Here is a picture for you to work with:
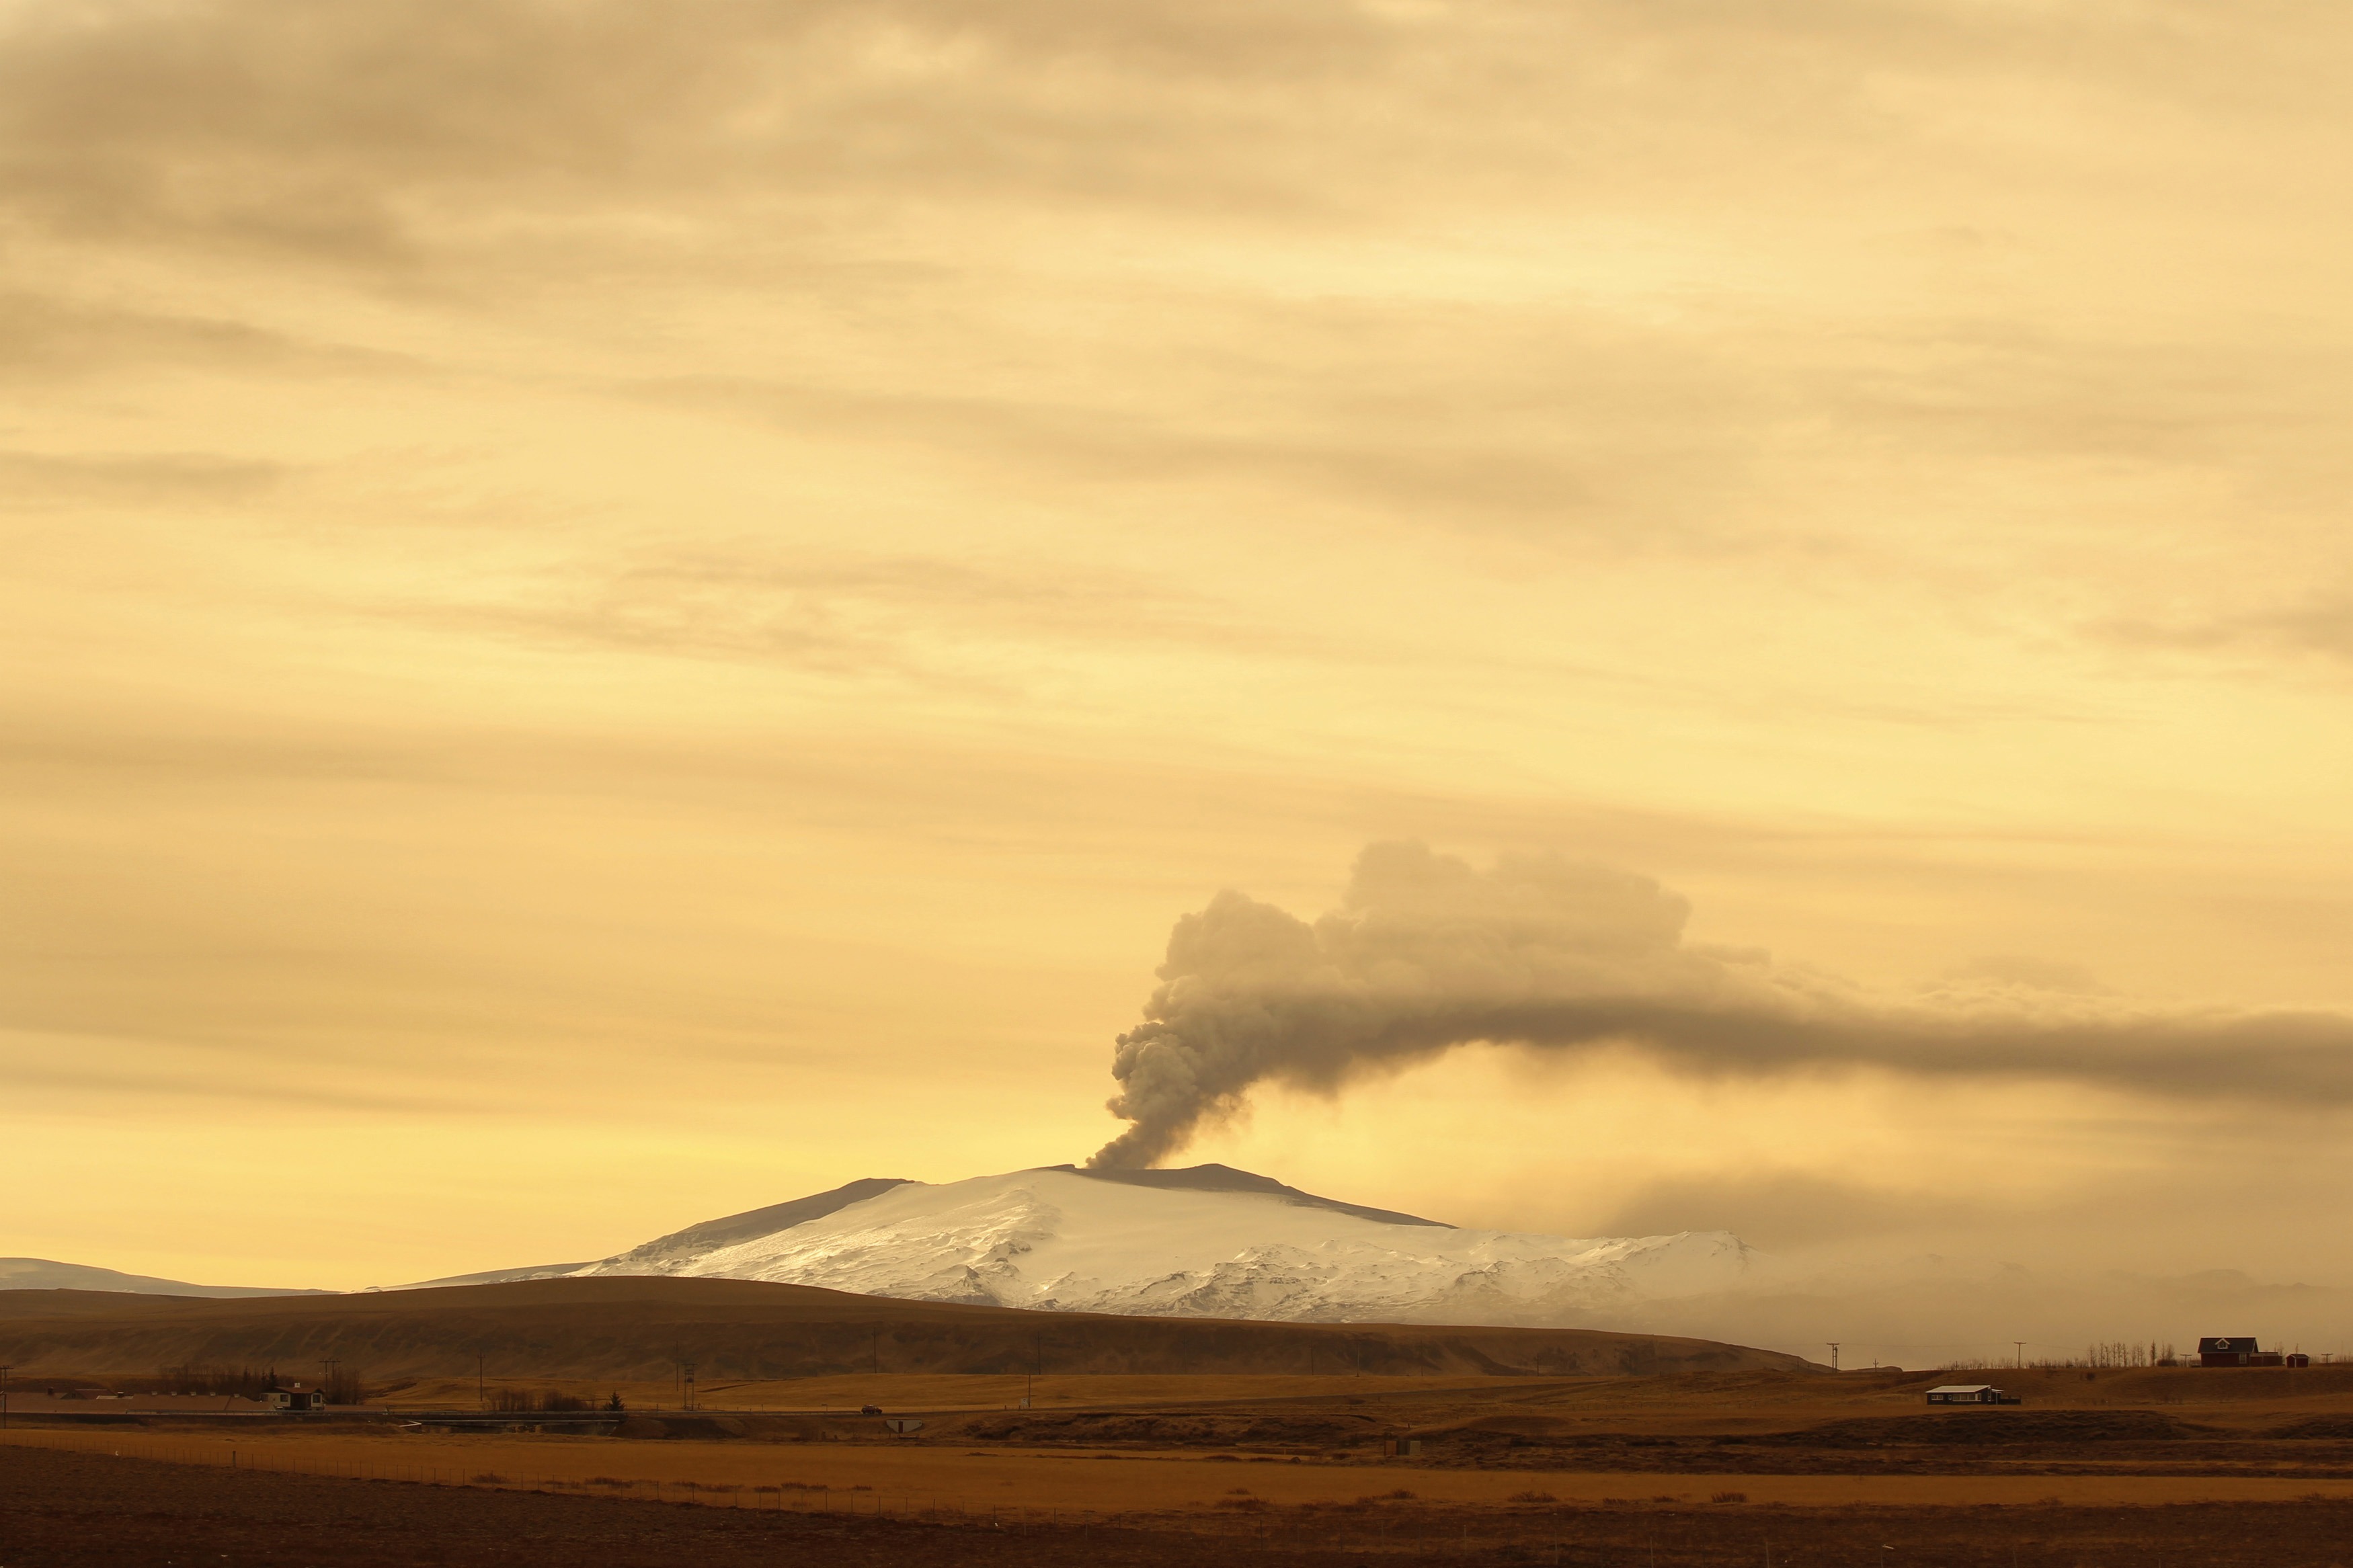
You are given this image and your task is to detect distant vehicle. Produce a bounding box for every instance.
[859,1404,883,1415]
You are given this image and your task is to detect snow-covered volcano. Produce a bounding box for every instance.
[440,1165,1755,1327]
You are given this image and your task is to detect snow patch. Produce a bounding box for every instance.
[566,1166,1753,1326]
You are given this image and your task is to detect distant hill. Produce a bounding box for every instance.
[0,1257,327,1298]
[395,1261,596,1288]
[0,1276,1819,1381]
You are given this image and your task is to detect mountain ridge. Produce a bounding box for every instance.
[546,1163,1753,1326]
[1058,1163,1452,1227]
[0,1257,327,1298]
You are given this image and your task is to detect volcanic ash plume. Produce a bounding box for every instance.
[1086,842,2353,1169]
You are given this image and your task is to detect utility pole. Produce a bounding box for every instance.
[2016,1342,2026,1370]
[2,1364,11,1430]
[477,1350,486,1411]
[1826,1342,1840,1372]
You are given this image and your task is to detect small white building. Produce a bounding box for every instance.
[266,1384,327,1412]
[1925,1384,2015,1405]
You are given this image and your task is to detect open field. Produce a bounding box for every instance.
[15,1281,2353,1563]
[340,1370,1570,1412]
[12,1441,2353,1567]
[11,1363,2353,1496]
[11,1423,2353,1510]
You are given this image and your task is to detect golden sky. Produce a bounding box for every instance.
[7,0,2353,1293]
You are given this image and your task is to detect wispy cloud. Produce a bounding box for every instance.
[0,450,284,506]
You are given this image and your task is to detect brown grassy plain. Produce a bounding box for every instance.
[11,1434,2353,1568]
[11,1363,2353,1514]
[13,1282,2353,1563]
[9,1423,2353,1512]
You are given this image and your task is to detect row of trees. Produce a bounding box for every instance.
[143,1366,629,1410]
[154,1365,284,1399]
[1941,1342,2181,1372]
[2077,1341,2180,1369]
[485,1389,622,1412]
[155,1364,369,1401]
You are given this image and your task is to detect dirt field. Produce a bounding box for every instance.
[11,1423,2353,1511]
[11,1440,2353,1567]
[16,1357,2353,1563]
[13,1360,2353,1513]
[369,1359,2353,1428]
[38,1359,2353,1423]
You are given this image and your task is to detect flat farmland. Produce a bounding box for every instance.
[383,1370,1527,1411]
[11,1422,2353,1513]
[11,1442,2353,1568]
[18,1321,2353,1566]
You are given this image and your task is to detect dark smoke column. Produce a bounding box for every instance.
[1086,887,1330,1169]
[1086,1021,1195,1169]
[1084,841,2353,1168]
[1083,846,1722,1167]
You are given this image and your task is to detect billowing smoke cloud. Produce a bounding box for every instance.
[1089,843,2353,1168]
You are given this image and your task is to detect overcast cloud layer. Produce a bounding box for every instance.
[5,1,2353,1306]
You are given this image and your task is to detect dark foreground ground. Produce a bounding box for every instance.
[9,1444,2353,1567]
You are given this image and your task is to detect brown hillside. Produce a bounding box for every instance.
[0,1277,1813,1382]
